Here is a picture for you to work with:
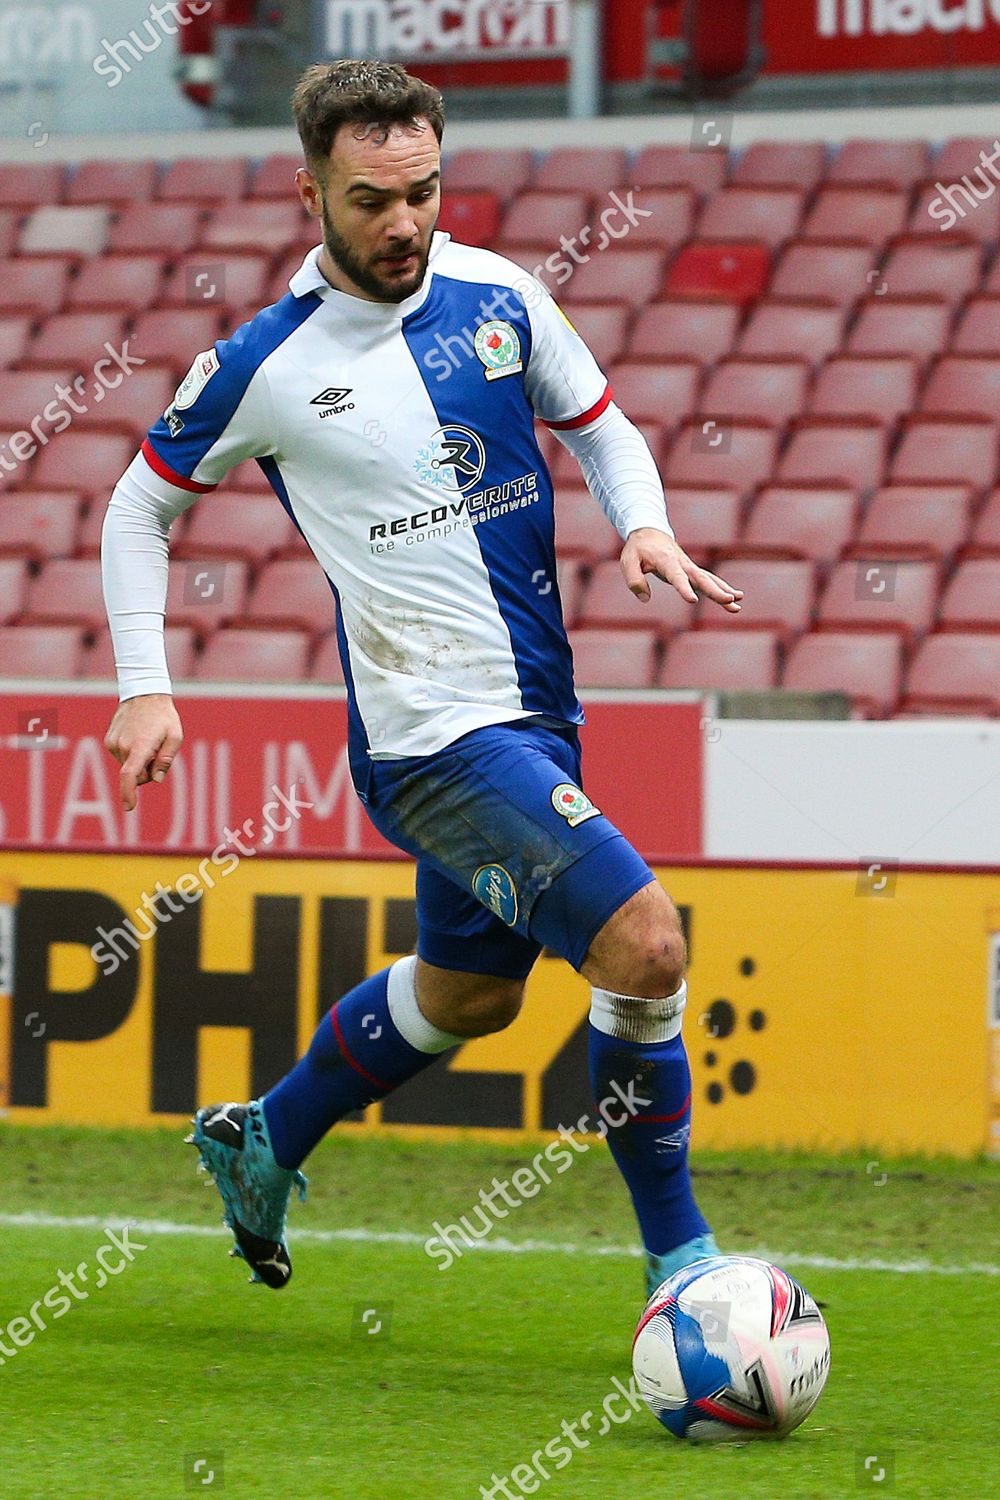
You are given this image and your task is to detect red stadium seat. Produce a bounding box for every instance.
[196,627,312,682]
[663,488,742,563]
[0,623,83,678]
[311,632,346,684]
[0,163,65,209]
[160,254,270,315]
[801,187,909,248]
[19,206,109,259]
[0,258,73,316]
[933,136,998,180]
[921,356,1000,420]
[664,242,770,304]
[568,627,659,687]
[0,315,33,368]
[631,146,728,196]
[80,624,197,681]
[605,360,701,424]
[223,458,271,493]
[699,358,809,426]
[629,300,740,363]
[851,485,973,563]
[556,558,585,629]
[846,297,953,362]
[816,560,939,641]
[31,432,135,496]
[436,192,501,248]
[778,420,886,491]
[266,247,311,306]
[0,558,30,622]
[557,304,629,366]
[158,157,248,202]
[782,631,903,716]
[565,249,665,307]
[731,141,826,190]
[952,295,1000,355]
[109,204,203,256]
[889,418,997,489]
[736,301,844,364]
[828,139,929,190]
[553,486,621,562]
[74,368,176,442]
[443,149,534,202]
[67,254,168,316]
[244,559,337,635]
[658,628,780,690]
[68,159,158,205]
[199,200,308,256]
[0,492,81,561]
[696,187,805,249]
[809,356,918,424]
[0,214,18,259]
[665,421,778,495]
[249,155,305,200]
[178,492,295,568]
[22,312,128,370]
[500,192,591,247]
[578,557,698,638]
[165,557,250,634]
[23,558,106,629]
[0,431,34,490]
[0,371,82,433]
[704,558,816,639]
[879,240,982,303]
[535,148,628,195]
[909,182,1000,241]
[937,559,1000,630]
[740,485,859,564]
[967,488,1000,555]
[130,308,223,376]
[903,633,1000,715]
[769,241,876,308]
[608,188,695,248]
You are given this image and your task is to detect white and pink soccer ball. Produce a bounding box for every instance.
[632,1255,831,1442]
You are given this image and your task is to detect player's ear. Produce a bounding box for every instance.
[296,166,323,219]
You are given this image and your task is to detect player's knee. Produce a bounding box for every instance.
[584,884,687,998]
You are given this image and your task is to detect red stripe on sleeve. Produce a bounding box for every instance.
[544,383,614,432]
[141,438,217,494]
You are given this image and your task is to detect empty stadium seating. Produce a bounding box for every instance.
[0,134,996,714]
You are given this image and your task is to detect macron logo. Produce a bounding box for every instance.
[311,386,355,418]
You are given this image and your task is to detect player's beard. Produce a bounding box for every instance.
[320,197,434,304]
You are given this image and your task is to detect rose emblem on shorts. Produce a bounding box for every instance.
[472,863,518,926]
[551,782,601,828]
[474,320,523,382]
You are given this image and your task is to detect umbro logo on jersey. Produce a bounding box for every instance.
[311,387,355,418]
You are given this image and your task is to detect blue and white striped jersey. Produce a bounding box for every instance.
[129,235,653,774]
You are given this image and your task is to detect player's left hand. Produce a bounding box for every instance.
[620,527,743,614]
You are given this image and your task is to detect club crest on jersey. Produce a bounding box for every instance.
[172,348,220,411]
[472,864,518,926]
[551,782,601,828]
[474,320,522,381]
[415,425,487,492]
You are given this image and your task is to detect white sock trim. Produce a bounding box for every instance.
[589,980,687,1043]
[387,955,464,1054]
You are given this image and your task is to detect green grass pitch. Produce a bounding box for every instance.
[1,1126,998,1499]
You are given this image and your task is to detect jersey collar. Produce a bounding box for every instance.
[288,231,451,317]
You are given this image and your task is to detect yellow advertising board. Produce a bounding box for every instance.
[0,852,993,1155]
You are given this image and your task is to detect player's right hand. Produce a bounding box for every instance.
[104,693,183,812]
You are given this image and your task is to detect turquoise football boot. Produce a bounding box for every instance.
[187,1099,307,1289]
[645,1233,723,1298]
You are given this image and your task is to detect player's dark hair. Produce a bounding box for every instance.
[292,59,445,176]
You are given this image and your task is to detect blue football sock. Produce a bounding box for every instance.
[588,982,711,1257]
[263,956,461,1169]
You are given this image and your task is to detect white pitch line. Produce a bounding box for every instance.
[0,1212,996,1277]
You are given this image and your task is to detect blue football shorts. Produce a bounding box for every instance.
[361,717,656,979]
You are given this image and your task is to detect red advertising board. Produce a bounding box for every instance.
[0,689,704,860]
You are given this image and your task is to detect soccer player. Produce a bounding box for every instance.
[101,60,744,1294]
